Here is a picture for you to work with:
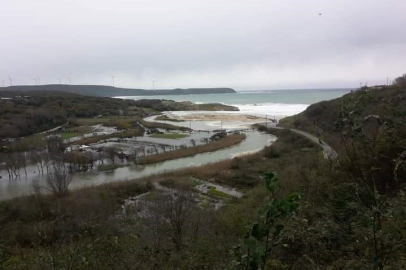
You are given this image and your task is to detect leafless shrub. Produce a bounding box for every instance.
[46,162,72,198]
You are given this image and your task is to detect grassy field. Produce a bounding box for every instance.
[98,163,128,171]
[138,133,246,165]
[150,133,189,139]
[207,188,232,198]
[155,115,185,122]
[7,135,46,151]
[140,119,191,132]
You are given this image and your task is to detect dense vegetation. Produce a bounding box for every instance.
[133,99,238,111]
[0,118,405,269]
[280,74,406,151]
[1,75,406,269]
[0,91,235,140]
[280,75,406,192]
[0,91,138,139]
[0,127,320,269]
[0,85,236,97]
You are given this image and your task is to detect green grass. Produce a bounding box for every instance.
[98,163,128,171]
[140,119,191,132]
[155,115,185,122]
[199,201,213,209]
[8,135,46,150]
[207,189,232,199]
[150,133,189,139]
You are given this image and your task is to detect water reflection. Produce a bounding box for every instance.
[0,131,275,200]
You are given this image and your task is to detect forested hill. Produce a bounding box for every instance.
[0,85,236,97]
[280,75,406,197]
[279,79,406,151]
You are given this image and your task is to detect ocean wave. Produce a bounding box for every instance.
[166,102,308,119]
[234,103,308,117]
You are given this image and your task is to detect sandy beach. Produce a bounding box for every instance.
[167,112,268,122]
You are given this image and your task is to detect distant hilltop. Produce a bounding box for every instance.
[0,85,236,97]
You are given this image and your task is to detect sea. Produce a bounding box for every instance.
[117,88,352,119]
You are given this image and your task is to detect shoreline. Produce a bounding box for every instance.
[166,112,268,122]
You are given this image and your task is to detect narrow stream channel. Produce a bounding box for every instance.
[0,131,275,200]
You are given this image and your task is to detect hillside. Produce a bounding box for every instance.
[0,91,238,139]
[0,82,406,268]
[279,84,406,150]
[280,81,406,192]
[0,91,138,139]
[133,99,239,111]
[0,85,236,97]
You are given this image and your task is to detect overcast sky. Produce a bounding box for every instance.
[0,0,405,90]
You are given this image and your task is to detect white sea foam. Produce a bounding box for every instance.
[233,103,308,118]
[166,103,307,119]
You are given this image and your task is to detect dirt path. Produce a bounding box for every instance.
[261,122,337,160]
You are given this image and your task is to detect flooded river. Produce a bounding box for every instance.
[0,131,275,200]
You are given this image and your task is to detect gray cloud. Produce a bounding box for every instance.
[1,0,405,90]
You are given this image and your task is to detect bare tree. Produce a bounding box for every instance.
[140,146,147,157]
[152,145,158,155]
[190,139,196,147]
[105,147,117,164]
[84,151,96,170]
[31,151,44,174]
[20,152,28,177]
[138,196,168,250]
[46,162,72,198]
[41,152,52,173]
[159,145,166,153]
[4,153,22,179]
[130,145,138,162]
[164,191,195,251]
[138,191,196,251]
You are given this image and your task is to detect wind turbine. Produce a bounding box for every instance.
[111,74,116,87]
[56,78,62,84]
[151,79,157,90]
[1,80,5,87]
[8,76,13,86]
[32,78,38,85]
[37,76,41,85]
[67,77,71,85]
